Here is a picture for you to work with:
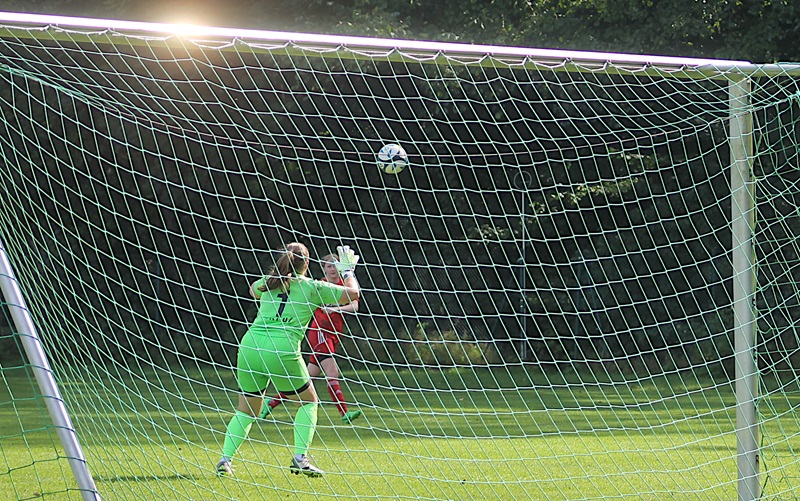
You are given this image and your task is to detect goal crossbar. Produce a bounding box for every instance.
[2,10,796,79]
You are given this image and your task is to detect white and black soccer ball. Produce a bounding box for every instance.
[376,143,408,174]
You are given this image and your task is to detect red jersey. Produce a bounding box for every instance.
[308,277,348,337]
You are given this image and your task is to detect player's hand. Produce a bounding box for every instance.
[335,245,359,277]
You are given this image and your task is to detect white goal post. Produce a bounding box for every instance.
[1,11,799,501]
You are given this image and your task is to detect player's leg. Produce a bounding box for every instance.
[309,332,343,413]
[272,348,324,477]
[314,334,362,423]
[307,355,323,378]
[318,356,344,414]
[281,383,324,477]
[217,392,263,475]
[318,356,362,423]
[217,333,267,476]
[307,331,339,410]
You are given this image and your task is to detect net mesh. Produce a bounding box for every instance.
[0,18,798,501]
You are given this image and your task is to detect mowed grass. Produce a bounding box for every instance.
[2,364,799,501]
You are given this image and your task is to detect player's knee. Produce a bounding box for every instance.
[298,394,319,406]
[320,358,339,378]
[295,384,319,404]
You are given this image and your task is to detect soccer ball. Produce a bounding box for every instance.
[377,143,408,174]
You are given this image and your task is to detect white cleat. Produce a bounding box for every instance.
[290,455,324,477]
[216,458,233,476]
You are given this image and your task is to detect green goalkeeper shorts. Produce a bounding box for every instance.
[236,330,310,394]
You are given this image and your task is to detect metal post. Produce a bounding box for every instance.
[0,238,101,501]
[729,73,760,501]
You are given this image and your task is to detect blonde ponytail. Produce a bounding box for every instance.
[264,242,310,291]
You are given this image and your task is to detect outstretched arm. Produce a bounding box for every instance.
[335,245,360,304]
[322,300,359,314]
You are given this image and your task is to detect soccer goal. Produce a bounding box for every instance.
[0,11,798,501]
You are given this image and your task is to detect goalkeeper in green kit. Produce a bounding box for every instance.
[216,242,360,478]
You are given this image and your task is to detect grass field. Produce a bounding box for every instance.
[1,363,799,500]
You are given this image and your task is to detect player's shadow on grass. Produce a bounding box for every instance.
[97,473,203,483]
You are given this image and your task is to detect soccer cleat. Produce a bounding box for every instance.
[290,455,324,477]
[341,409,362,424]
[216,458,233,476]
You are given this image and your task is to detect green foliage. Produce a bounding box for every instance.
[512,0,800,62]
[404,324,501,367]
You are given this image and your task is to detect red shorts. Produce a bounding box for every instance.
[307,328,340,366]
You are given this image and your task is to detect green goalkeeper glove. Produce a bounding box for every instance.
[335,245,359,279]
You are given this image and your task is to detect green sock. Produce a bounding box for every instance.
[293,402,318,455]
[222,411,256,459]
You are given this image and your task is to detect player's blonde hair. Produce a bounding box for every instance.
[262,242,309,291]
[320,253,337,267]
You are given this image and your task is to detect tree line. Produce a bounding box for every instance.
[0,3,797,378]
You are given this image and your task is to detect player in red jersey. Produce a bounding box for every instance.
[260,253,362,424]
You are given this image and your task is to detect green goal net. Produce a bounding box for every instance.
[0,12,798,501]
